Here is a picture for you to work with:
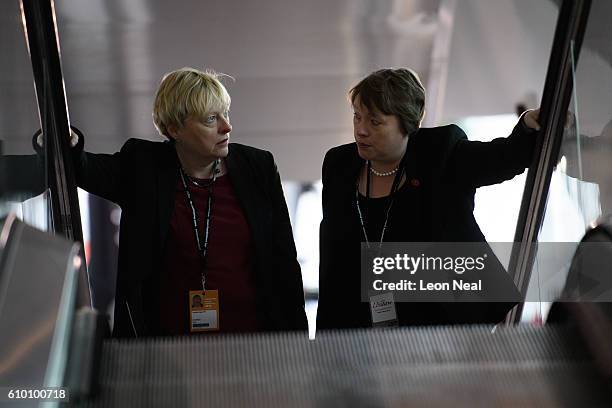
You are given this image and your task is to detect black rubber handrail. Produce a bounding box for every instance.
[20,0,83,244]
[508,0,592,323]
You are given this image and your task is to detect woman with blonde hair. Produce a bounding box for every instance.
[71,67,307,336]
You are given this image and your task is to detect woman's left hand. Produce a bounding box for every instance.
[524,108,541,131]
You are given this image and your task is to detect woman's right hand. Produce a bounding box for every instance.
[36,128,79,148]
[523,108,541,131]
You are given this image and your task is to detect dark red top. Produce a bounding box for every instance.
[159,174,260,335]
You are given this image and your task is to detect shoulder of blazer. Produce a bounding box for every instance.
[227,143,278,195]
[416,124,466,150]
[117,138,179,167]
[413,124,468,166]
[228,142,273,160]
[116,138,172,160]
[120,138,163,152]
[322,142,361,183]
[323,142,358,164]
[228,142,275,172]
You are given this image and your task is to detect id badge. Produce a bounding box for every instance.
[369,292,398,328]
[189,290,219,332]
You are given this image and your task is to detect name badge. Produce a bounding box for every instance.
[189,290,220,332]
[369,292,398,327]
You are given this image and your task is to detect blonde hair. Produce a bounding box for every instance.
[152,67,232,138]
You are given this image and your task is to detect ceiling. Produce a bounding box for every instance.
[1,0,562,181]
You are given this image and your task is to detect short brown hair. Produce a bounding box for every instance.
[350,68,425,136]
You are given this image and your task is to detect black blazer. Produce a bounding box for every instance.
[317,121,537,330]
[74,137,307,337]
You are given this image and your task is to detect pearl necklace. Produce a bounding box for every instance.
[369,161,399,177]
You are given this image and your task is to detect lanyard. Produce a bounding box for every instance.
[178,159,220,290]
[355,155,406,250]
